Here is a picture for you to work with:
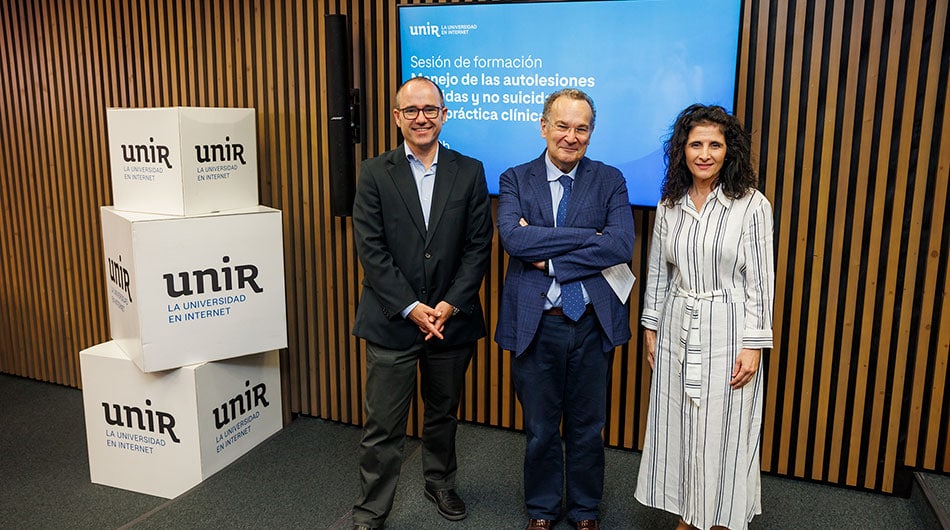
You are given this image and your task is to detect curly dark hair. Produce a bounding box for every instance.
[660,104,757,207]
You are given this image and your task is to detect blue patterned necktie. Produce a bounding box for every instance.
[557,175,586,321]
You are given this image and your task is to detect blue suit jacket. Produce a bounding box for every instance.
[494,153,635,356]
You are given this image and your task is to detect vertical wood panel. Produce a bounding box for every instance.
[881,0,925,491]
[809,0,843,481]
[0,0,20,374]
[844,0,884,488]
[756,0,785,474]
[861,0,903,491]
[903,0,946,469]
[746,0,950,492]
[779,0,809,478]
[906,0,950,474]
[0,0,947,495]
[792,0,825,479]
[825,0,865,485]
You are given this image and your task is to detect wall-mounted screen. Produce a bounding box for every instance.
[397,0,742,207]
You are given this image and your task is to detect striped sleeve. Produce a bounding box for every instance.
[741,192,775,349]
[641,203,671,330]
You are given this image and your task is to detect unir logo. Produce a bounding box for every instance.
[108,254,133,302]
[212,380,270,429]
[101,399,180,443]
[409,21,441,37]
[163,256,263,298]
[194,136,247,164]
[121,137,173,169]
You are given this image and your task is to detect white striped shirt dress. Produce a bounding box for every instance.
[635,187,775,530]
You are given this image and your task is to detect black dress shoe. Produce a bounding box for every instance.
[424,485,467,521]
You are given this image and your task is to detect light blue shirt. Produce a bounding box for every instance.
[543,153,591,310]
[401,144,440,318]
[406,143,438,228]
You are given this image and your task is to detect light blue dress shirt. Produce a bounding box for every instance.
[401,144,439,318]
[543,153,591,310]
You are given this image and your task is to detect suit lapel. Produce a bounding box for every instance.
[425,148,457,246]
[386,146,427,239]
[563,157,592,227]
[528,154,555,227]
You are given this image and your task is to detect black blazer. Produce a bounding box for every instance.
[351,144,493,350]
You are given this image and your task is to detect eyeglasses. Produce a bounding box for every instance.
[550,122,591,137]
[398,106,443,120]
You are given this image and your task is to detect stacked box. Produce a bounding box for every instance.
[101,205,287,373]
[81,343,282,499]
[82,107,287,498]
[107,107,259,216]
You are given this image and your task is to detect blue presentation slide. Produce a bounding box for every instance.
[399,0,741,207]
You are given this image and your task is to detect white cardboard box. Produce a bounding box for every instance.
[80,342,282,499]
[102,205,287,372]
[107,107,259,215]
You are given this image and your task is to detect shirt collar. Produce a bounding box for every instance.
[544,151,578,182]
[681,185,734,209]
[404,143,439,168]
[712,186,733,208]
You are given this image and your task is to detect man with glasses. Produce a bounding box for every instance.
[495,89,635,530]
[351,76,493,530]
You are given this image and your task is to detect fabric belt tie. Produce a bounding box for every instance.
[673,285,742,406]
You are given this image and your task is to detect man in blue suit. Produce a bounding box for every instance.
[495,89,635,530]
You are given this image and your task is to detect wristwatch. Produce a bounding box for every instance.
[452,305,461,316]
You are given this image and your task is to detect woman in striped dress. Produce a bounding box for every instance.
[635,104,775,530]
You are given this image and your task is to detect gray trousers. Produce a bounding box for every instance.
[352,339,474,528]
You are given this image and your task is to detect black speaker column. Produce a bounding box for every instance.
[326,14,360,217]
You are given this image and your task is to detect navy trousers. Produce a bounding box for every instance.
[513,311,610,522]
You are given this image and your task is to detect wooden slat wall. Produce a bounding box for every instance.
[735,0,950,492]
[0,0,947,494]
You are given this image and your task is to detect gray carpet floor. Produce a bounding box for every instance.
[0,373,944,529]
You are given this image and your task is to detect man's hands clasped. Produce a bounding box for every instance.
[408,300,457,341]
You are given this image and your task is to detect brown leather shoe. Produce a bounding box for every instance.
[526,519,553,530]
[575,520,600,529]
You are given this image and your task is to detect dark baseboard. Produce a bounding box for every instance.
[913,472,950,530]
